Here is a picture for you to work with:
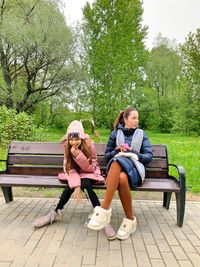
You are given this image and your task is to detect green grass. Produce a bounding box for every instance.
[147,132,200,193]
[0,128,199,193]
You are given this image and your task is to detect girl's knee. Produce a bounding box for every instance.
[119,172,128,185]
[108,161,122,175]
[81,178,91,189]
[64,186,74,193]
[112,161,120,166]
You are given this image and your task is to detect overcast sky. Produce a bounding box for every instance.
[63,0,200,49]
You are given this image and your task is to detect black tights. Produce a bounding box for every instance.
[55,178,100,211]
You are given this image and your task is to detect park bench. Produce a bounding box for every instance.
[0,141,186,227]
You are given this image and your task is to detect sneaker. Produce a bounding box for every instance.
[33,209,61,229]
[116,217,137,240]
[103,224,116,240]
[88,211,93,220]
[87,206,112,231]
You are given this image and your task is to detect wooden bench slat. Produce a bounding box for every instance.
[7,166,168,178]
[8,155,63,165]
[9,156,167,170]
[7,166,62,176]
[145,170,168,178]
[95,144,167,158]
[9,141,64,154]
[98,157,168,169]
[9,142,167,158]
[146,159,168,168]
[0,175,180,192]
[0,174,67,188]
[88,179,180,192]
[136,178,180,192]
[151,145,167,157]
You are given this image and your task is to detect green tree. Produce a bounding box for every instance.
[82,0,147,128]
[145,35,181,132]
[0,0,73,113]
[174,28,200,134]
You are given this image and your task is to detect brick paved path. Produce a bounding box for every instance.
[0,197,200,267]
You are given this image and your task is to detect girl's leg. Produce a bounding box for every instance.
[55,186,74,211]
[82,179,116,239]
[33,187,74,228]
[81,178,100,207]
[101,161,122,209]
[118,172,133,220]
[116,172,137,240]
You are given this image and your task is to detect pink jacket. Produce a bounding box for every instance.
[58,141,105,188]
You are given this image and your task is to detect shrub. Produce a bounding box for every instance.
[0,105,45,145]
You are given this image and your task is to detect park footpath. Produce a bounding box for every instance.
[0,197,200,267]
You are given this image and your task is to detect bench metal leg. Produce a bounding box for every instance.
[163,192,172,209]
[1,187,13,203]
[175,190,185,227]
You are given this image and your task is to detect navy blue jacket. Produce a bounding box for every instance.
[105,124,153,187]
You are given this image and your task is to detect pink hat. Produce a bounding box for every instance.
[66,120,86,139]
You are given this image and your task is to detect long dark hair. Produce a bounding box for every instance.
[113,107,137,129]
[64,138,92,174]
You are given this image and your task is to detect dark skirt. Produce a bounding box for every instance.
[106,157,142,188]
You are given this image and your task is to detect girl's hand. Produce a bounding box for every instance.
[120,144,131,152]
[71,146,79,157]
[73,186,83,202]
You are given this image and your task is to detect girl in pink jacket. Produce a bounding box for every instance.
[33,120,115,240]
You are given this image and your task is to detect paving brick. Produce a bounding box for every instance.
[159,227,179,246]
[155,239,171,252]
[39,254,56,267]
[186,234,200,246]
[108,249,123,267]
[179,239,197,253]
[146,244,161,259]
[150,259,165,267]
[142,232,155,245]
[0,263,12,267]
[170,245,188,260]
[186,253,200,267]
[82,248,96,265]
[177,260,193,267]
[195,246,200,254]
[135,250,151,266]
[121,243,136,266]
[132,238,146,251]
[161,252,179,266]
[54,247,72,265]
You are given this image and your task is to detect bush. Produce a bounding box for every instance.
[0,105,45,145]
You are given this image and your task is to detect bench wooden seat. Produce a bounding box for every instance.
[0,141,186,227]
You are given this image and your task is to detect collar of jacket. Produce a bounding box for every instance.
[117,123,137,135]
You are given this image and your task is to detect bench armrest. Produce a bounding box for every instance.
[169,163,186,190]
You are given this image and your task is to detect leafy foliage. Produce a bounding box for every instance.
[144,35,181,132]
[82,0,147,128]
[173,29,200,134]
[0,105,44,145]
[0,0,73,112]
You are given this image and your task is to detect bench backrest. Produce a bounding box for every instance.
[6,141,169,178]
